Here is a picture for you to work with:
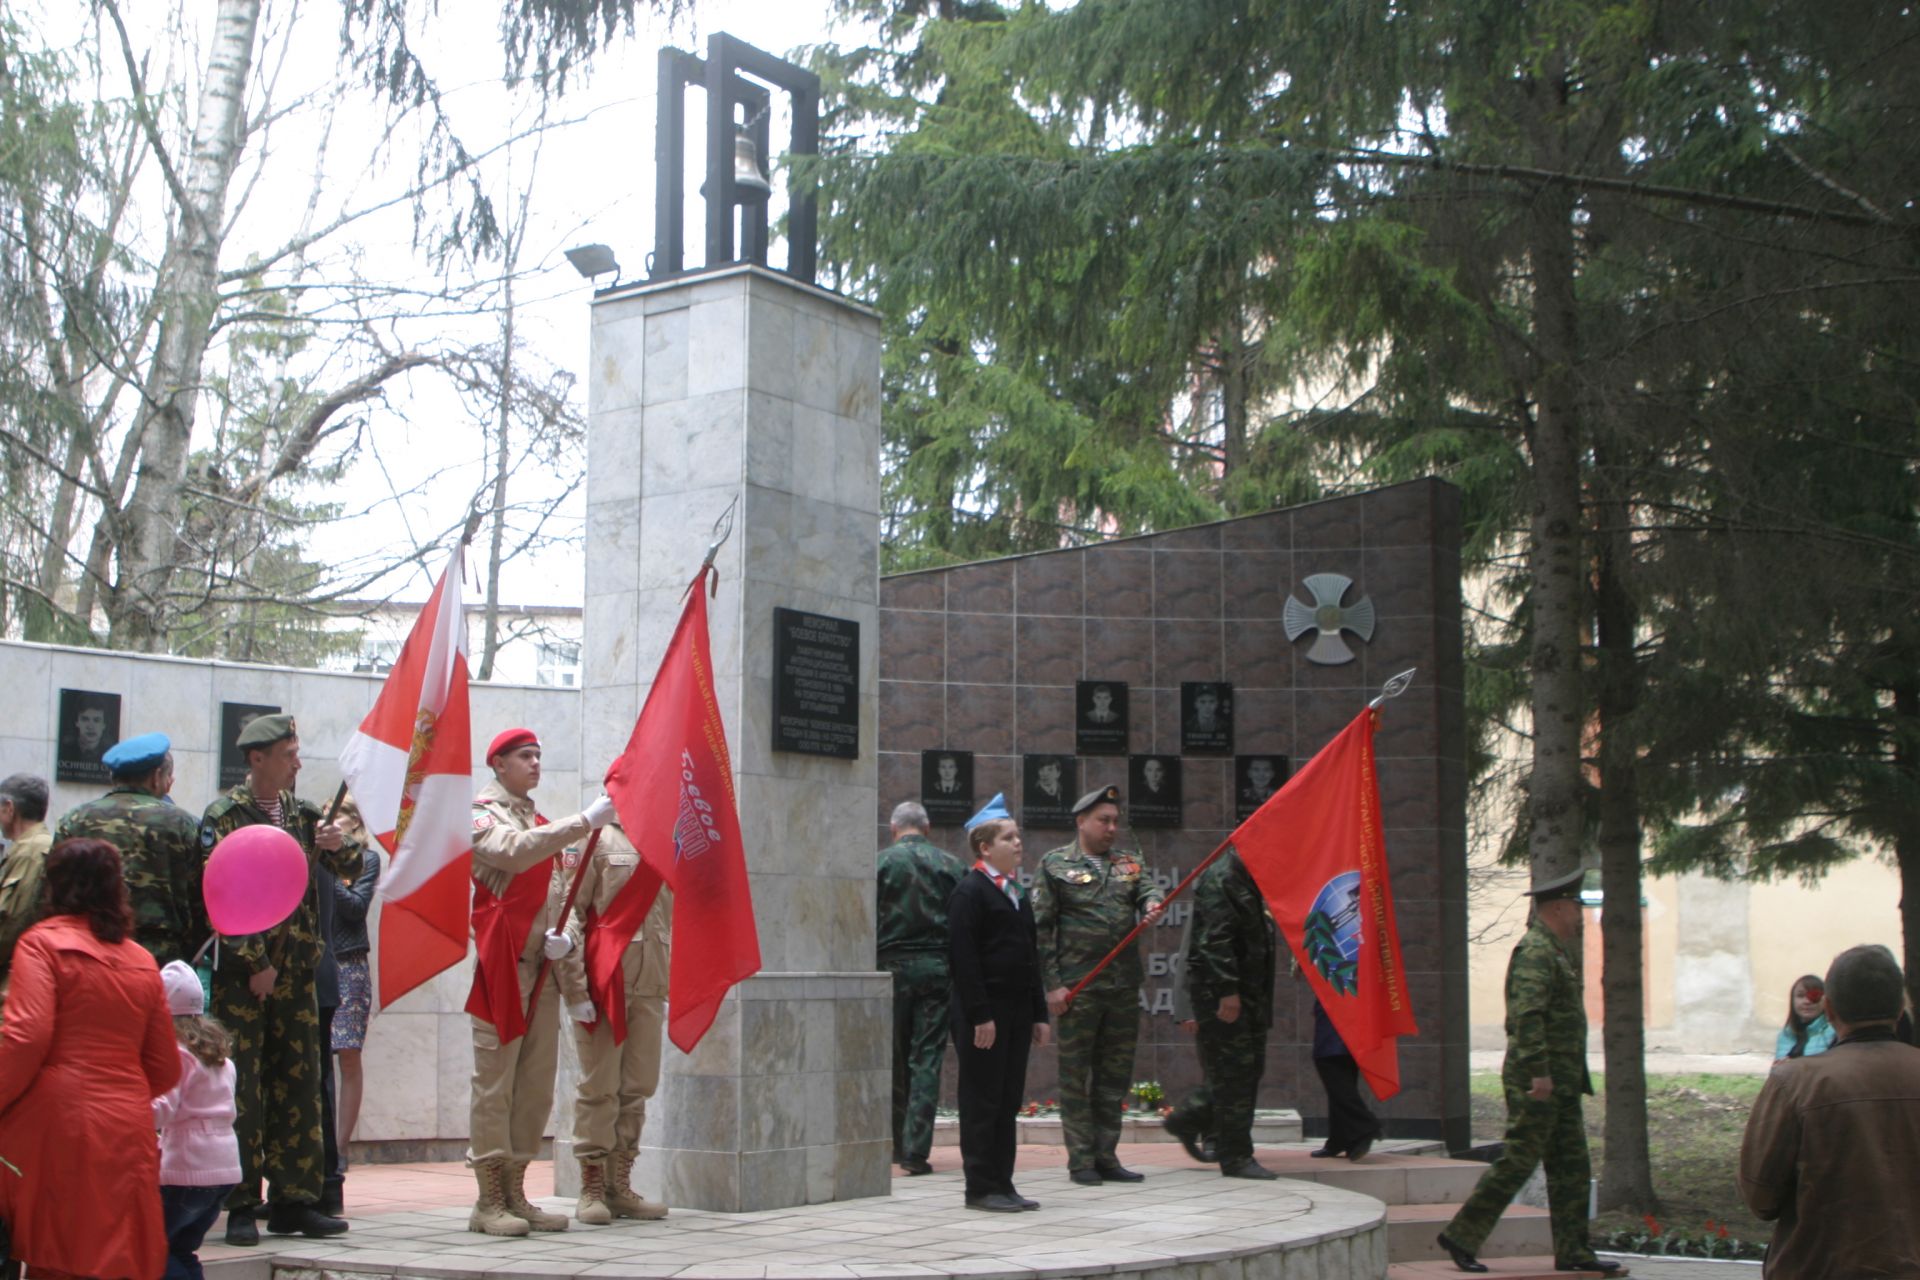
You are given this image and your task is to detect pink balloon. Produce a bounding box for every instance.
[204,825,308,936]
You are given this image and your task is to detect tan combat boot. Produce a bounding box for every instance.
[505,1160,570,1231]
[468,1158,531,1237]
[575,1159,613,1226]
[607,1149,669,1220]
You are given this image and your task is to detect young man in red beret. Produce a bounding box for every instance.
[465,729,614,1236]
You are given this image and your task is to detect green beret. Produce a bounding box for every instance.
[236,712,296,749]
[1072,784,1122,816]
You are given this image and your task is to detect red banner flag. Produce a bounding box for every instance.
[337,549,475,1010]
[602,567,760,1051]
[1234,708,1417,1098]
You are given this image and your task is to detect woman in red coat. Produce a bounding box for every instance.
[0,838,181,1280]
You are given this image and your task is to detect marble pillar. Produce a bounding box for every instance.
[567,263,890,1211]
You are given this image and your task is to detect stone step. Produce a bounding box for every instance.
[1230,1148,1488,1204]
[204,1254,271,1280]
[931,1108,1303,1146]
[1387,1202,1555,1262]
[1389,1258,1624,1278]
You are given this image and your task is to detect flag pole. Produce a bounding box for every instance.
[1060,669,1417,1009]
[524,827,605,1025]
[537,498,741,1026]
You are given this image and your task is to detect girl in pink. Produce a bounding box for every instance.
[154,960,242,1280]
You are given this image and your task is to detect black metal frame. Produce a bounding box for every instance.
[653,32,820,285]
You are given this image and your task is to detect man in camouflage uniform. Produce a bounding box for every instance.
[0,772,54,1001]
[1033,785,1164,1185]
[875,800,965,1175]
[555,821,672,1223]
[200,714,361,1246]
[1437,869,1620,1275]
[1164,849,1277,1178]
[54,733,203,967]
[465,727,614,1237]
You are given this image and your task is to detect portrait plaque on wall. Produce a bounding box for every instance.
[220,702,282,788]
[772,607,861,759]
[1075,680,1129,756]
[920,749,975,826]
[1180,681,1234,755]
[1021,753,1078,829]
[54,688,121,784]
[1127,754,1183,829]
[1234,753,1292,821]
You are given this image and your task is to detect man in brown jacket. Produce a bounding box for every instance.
[1739,943,1920,1279]
[465,728,614,1236]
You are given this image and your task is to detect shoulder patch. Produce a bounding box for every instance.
[562,848,582,870]
[473,813,496,832]
[199,822,217,852]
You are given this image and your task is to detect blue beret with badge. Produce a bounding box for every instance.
[102,731,170,778]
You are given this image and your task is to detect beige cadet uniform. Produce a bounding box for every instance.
[557,825,671,1164]
[468,780,590,1169]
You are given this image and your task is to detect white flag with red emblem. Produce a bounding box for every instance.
[338,548,475,1009]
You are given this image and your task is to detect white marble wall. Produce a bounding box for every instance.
[581,264,889,1210]
[0,638,581,1148]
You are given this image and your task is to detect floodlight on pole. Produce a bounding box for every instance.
[564,243,621,286]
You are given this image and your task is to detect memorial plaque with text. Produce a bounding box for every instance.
[773,607,861,759]
[1128,754,1183,829]
[920,749,975,826]
[1075,680,1129,756]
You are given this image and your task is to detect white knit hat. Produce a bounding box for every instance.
[160,960,204,1016]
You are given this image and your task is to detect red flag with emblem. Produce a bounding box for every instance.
[602,566,759,1051]
[338,547,475,1009]
[1233,708,1417,1098]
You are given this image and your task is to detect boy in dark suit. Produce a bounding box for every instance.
[948,794,1052,1212]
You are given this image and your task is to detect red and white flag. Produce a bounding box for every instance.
[338,548,476,1009]
[602,566,761,1051]
[1234,708,1418,1097]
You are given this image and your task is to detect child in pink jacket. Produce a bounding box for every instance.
[155,960,241,1280]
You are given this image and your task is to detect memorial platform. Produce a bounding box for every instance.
[211,1142,1397,1280]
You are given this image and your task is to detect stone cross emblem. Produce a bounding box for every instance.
[1283,573,1376,665]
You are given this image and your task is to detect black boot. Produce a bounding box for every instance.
[1437,1233,1489,1274]
[266,1202,350,1237]
[319,1176,345,1217]
[224,1210,259,1247]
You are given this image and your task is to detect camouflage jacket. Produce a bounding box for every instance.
[199,783,362,974]
[1184,852,1276,1029]
[1032,841,1163,995]
[0,824,53,980]
[1503,920,1593,1096]
[875,833,965,960]
[57,789,206,967]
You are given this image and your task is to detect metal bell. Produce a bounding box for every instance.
[732,127,772,201]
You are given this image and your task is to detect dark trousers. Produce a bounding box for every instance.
[161,1183,236,1280]
[319,1003,343,1197]
[1196,1016,1266,1166]
[1314,1052,1379,1152]
[951,995,1034,1200]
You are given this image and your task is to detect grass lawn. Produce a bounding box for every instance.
[1468,1070,1773,1247]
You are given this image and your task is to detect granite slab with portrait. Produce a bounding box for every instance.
[220,702,281,788]
[54,687,121,783]
[920,749,975,826]
[1128,754,1182,829]
[1022,753,1077,829]
[1075,680,1129,756]
[1234,753,1291,821]
[1181,681,1234,755]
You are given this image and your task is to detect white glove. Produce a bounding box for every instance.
[542,930,574,959]
[584,794,616,829]
[569,1000,597,1024]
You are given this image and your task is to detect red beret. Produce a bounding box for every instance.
[486,728,539,762]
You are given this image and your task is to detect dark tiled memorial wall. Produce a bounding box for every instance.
[875,478,1471,1149]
